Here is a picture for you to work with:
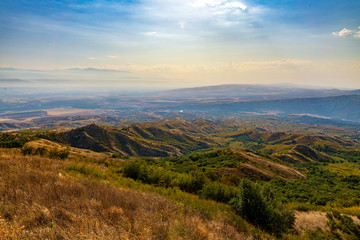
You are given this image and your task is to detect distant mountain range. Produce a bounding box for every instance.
[170,94,360,122]
[1,84,359,128]
[158,84,357,100]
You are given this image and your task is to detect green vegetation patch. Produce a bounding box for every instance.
[0,133,33,148]
[66,163,105,179]
[21,145,70,159]
[270,163,360,209]
[326,163,360,177]
[149,149,248,173]
[314,145,360,163]
[231,179,295,236]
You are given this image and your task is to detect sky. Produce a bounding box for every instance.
[0,0,360,90]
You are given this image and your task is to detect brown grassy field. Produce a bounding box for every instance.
[0,148,253,240]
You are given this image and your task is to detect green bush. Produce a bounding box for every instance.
[0,133,31,148]
[200,182,239,203]
[122,160,146,180]
[21,146,35,155]
[177,171,206,193]
[35,146,48,156]
[66,164,104,178]
[48,148,70,159]
[122,161,207,193]
[21,145,69,159]
[230,179,294,236]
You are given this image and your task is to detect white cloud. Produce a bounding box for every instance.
[107,55,118,59]
[332,28,352,37]
[141,31,176,38]
[190,0,225,8]
[88,57,96,60]
[354,26,360,38]
[332,26,360,39]
[143,32,158,36]
[142,0,249,26]
[221,2,247,11]
[189,0,247,17]
[190,0,246,10]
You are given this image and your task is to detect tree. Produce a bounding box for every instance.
[230,179,294,236]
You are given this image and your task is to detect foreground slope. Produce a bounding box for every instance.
[0,148,251,240]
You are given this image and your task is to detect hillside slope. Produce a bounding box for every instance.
[39,120,220,157]
[0,148,252,240]
[231,130,356,148]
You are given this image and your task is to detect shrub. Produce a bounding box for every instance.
[122,161,208,193]
[122,160,145,181]
[21,146,69,159]
[48,148,70,159]
[21,146,35,155]
[66,164,104,178]
[327,212,360,239]
[200,182,239,203]
[35,146,48,156]
[230,179,294,236]
[177,171,206,193]
[0,133,31,148]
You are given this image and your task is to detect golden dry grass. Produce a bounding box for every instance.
[294,211,328,232]
[0,148,252,240]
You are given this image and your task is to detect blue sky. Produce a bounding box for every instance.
[0,0,359,90]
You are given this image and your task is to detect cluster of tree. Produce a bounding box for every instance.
[270,163,360,208]
[148,149,247,173]
[123,160,240,201]
[0,133,32,148]
[230,179,295,236]
[123,160,207,193]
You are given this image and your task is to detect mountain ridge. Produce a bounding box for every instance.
[39,120,220,156]
[159,84,358,99]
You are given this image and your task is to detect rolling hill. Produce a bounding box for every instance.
[39,120,220,157]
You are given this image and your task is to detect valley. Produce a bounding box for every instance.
[1,115,360,239]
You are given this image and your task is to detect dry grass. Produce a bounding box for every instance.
[0,148,252,239]
[294,210,360,234]
[294,211,328,232]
